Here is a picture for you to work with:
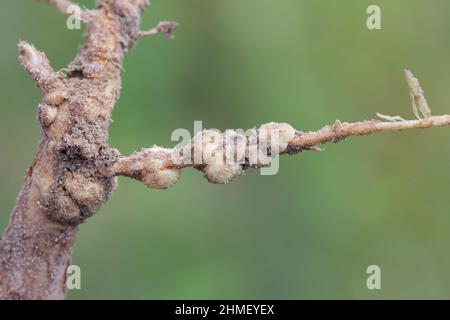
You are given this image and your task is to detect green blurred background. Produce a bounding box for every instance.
[1,0,449,299]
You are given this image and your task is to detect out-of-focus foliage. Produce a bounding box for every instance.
[0,0,449,299]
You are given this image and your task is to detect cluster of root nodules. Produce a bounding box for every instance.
[40,118,119,226]
[105,123,296,190]
[172,122,296,185]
